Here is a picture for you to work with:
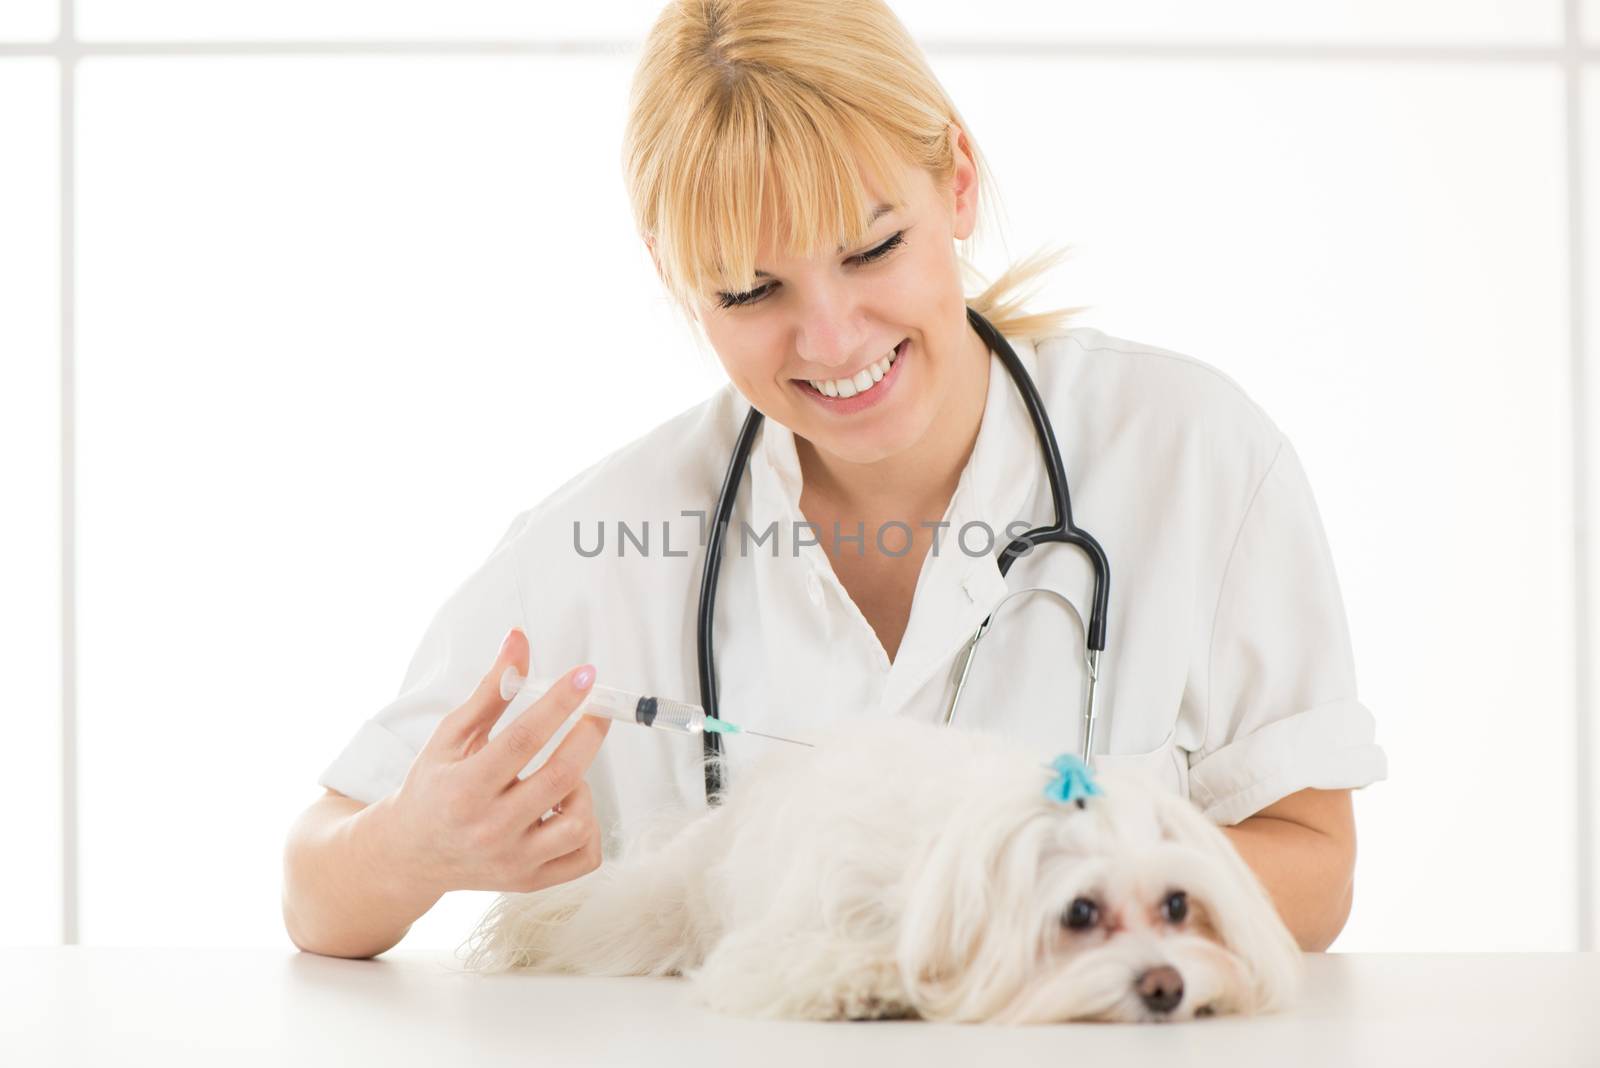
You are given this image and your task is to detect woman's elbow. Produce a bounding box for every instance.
[1300,874,1354,951]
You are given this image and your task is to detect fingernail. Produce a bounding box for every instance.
[499,628,517,656]
[572,666,595,691]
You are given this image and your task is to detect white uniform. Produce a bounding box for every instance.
[318,326,1388,848]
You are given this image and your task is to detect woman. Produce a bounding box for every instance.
[282,0,1386,961]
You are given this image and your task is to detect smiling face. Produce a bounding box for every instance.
[688,132,985,468]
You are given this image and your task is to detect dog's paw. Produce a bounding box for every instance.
[692,932,915,1021]
[834,990,917,1021]
[695,981,912,1022]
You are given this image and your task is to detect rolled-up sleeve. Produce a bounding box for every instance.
[316,513,530,805]
[1187,436,1388,826]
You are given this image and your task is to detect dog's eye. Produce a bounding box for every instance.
[1161,891,1188,924]
[1062,896,1100,931]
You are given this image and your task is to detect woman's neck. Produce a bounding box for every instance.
[796,324,993,524]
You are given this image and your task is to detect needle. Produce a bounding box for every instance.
[733,727,814,747]
[702,718,814,746]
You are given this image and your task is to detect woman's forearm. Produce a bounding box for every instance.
[281,794,444,959]
[1220,788,1357,951]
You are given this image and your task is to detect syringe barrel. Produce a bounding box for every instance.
[499,669,705,734]
[574,684,707,734]
[629,694,705,733]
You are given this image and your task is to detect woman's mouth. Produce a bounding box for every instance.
[797,338,909,413]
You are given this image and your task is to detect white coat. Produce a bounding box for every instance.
[318,326,1388,848]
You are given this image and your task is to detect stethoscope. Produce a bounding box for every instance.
[695,306,1110,803]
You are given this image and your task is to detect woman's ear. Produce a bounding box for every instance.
[946,122,979,241]
[643,234,666,284]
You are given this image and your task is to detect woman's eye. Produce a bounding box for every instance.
[713,228,902,303]
[1062,896,1100,931]
[851,230,904,264]
[714,232,903,309]
[1162,891,1188,924]
[723,281,777,306]
[716,283,773,309]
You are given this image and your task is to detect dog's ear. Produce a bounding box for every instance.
[1152,791,1303,1011]
[895,800,1050,1021]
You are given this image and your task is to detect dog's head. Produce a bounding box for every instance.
[896,762,1303,1023]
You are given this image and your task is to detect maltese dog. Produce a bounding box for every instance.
[460,717,1302,1023]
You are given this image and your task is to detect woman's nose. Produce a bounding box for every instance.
[793,290,863,369]
[796,325,859,370]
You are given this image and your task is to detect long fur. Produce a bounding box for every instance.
[458,718,1302,1023]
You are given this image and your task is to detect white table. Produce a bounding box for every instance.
[2,948,1595,1067]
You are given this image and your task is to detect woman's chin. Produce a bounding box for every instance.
[796,411,929,468]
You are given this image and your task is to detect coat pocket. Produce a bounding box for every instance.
[1090,729,1188,800]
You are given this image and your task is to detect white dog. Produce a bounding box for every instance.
[459,717,1302,1023]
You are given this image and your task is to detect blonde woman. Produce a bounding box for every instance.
[283,0,1386,963]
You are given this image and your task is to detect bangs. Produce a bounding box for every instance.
[625,0,1081,340]
[654,77,914,306]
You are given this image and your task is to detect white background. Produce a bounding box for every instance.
[2,1,1597,956]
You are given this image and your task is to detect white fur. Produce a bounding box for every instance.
[458,718,1302,1023]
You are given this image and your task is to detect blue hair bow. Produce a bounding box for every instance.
[1043,753,1102,807]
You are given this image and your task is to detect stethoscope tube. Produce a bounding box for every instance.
[963,307,1110,650]
[696,306,1110,804]
[695,406,764,803]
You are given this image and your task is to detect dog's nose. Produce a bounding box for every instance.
[1135,965,1184,1014]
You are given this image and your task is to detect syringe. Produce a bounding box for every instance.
[498,669,813,746]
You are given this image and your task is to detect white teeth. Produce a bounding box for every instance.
[807,342,903,400]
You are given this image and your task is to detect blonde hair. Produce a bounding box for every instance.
[623,0,1087,340]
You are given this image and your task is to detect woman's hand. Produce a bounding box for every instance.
[370,628,612,898]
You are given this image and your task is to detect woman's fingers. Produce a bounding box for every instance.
[428,628,529,761]
[504,710,610,825]
[513,834,603,895]
[518,782,605,889]
[466,663,600,795]
[534,779,593,842]
[390,629,613,898]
